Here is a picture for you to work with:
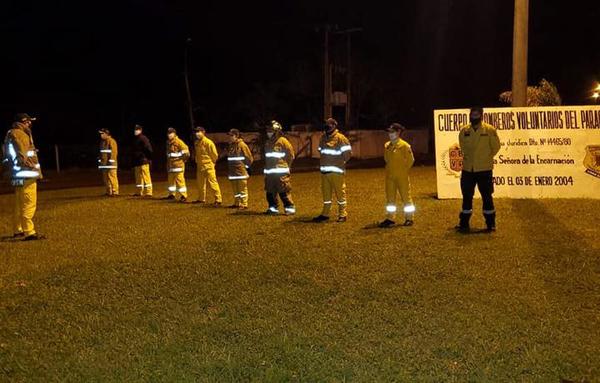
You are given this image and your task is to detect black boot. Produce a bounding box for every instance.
[455,212,471,232]
[484,212,496,232]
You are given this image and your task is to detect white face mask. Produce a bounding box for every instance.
[195,132,204,139]
[266,132,274,138]
[134,129,141,136]
[168,133,175,140]
[389,133,398,141]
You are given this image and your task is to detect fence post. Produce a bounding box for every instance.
[54,144,60,173]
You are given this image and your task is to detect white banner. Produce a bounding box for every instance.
[434,106,600,199]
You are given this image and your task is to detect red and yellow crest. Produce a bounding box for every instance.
[584,145,600,179]
[448,144,463,172]
[440,143,463,178]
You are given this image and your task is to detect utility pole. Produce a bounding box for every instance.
[323,26,332,120]
[338,28,362,129]
[184,38,195,131]
[326,27,362,128]
[346,33,352,129]
[512,0,529,107]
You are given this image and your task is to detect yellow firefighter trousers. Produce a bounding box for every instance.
[14,179,37,236]
[230,179,249,207]
[321,173,347,218]
[102,169,119,195]
[196,168,222,202]
[134,164,153,196]
[385,174,414,220]
[168,169,187,198]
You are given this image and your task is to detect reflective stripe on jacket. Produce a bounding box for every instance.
[167,136,189,172]
[227,139,253,179]
[99,137,118,170]
[318,130,351,174]
[3,122,42,180]
[264,135,294,175]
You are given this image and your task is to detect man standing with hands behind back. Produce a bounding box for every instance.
[131,124,153,197]
[456,107,501,233]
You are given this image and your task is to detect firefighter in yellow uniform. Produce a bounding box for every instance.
[98,128,119,196]
[457,107,501,232]
[163,127,189,202]
[192,126,222,205]
[379,123,415,228]
[263,120,296,215]
[312,118,352,223]
[131,124,153,197]
[2,113,43,240]
[226,128,253,209]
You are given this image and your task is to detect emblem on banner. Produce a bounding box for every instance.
[583,145,600,179]
[441,143,463,178]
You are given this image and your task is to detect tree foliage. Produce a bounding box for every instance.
[499,79,562,106]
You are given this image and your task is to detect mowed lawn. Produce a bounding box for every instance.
[0,166,599,382]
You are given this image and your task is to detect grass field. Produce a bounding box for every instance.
[1,166,599,382]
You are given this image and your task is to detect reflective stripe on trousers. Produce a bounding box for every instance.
[134,164,153,195]
[320,172,347,218]
[102,169,119,195]
[385,174,413,219]
[167,171,187,198]
[13,179,37,236]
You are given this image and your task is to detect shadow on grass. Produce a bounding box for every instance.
[362,222,384,230]
[0,235,47,243]
[511,199,588,263]
[284,216,321,224]
[230,210,272,217]
[48,194,109,202]
[0,236,22,243]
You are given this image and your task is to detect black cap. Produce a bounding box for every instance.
[470,107,484,115]
[134,124,143,130]
[15,113,36,122]
[228,128,241,136]
[167,127,176,134]
[386,123,405,133]
[325,118,338,127]
[99,128,110,135]
[193,126,206,132]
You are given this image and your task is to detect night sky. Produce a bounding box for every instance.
[1,0,598,146]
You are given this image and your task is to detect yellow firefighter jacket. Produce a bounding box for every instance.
[167,136,190,172]
[318,129,352,174]
[227,138,253,179]
[264,135,294,175]
[99,136,118,170]
[194,136,218,171]
[384,138,414,176]
[3,122,42,181]
[458,122,501,172]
